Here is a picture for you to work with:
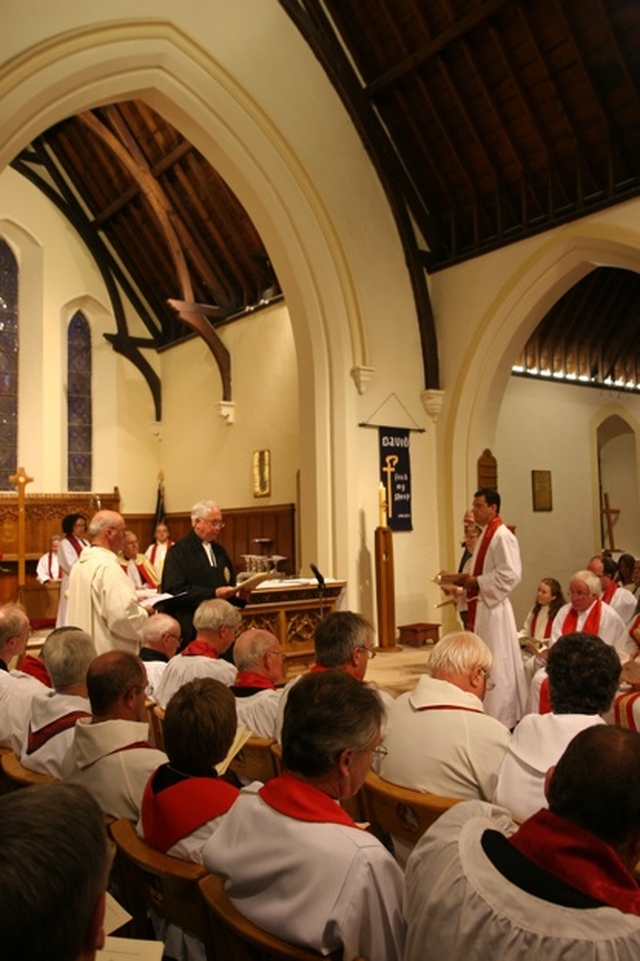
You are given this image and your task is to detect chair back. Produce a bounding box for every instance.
[0,750,59,788]
[361,771,462,844]
[109,817,212,954]
[149,703,165,751]
[198,873,337,960]
[229,736,279,783]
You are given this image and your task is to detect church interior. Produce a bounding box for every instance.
[1,0,640,635]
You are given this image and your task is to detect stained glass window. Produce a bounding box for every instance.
[67,311,92,491]
[0,241,18,490]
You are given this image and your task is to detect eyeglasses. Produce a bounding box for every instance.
[370,743,388,761]
[479,667,495,691]
[357,646,377,660]
[163,632,182,643]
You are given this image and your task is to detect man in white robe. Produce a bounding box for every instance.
[62,650,166,819]
[0,604,47,753]
[458,488,527,728]
[66,510,148,655]
[230,629,282,739]
[405,726,640,961]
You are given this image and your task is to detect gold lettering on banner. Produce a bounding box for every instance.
[382,455,399,518]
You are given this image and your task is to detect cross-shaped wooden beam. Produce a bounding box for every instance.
[601,492,619,552]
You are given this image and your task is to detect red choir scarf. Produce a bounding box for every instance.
[47,551,61,580]
[602,581,617,605]
[66,535,85,557]
[510,808,640,915]
[141,771,238,852]
[259,771,359,828]
[149,541,173,566]
[120,559,157,588]
[234,672,275,691]
[26,710,90,754]
[466,515,503,632]
[530,608,553,640]
[18,654,52,687]
[560,599,602,637]
[182,640,218,658]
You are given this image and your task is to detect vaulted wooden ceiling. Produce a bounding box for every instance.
[10,0,640,401]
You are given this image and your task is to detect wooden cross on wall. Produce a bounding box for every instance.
[601,492,619,551]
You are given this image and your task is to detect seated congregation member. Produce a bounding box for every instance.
[153,599,239,709]
[118,530,160,594]
[380,631,510,800]
[528,569,629,712]
[62,650,167,819]
[203,670,405,961]
[494,632,620,823]
[0,783,111,961]
[0,603,48,752]
[519,577,564,667]
[405,726,640,961]
[274,610,390,741]
[36,533,62,584]
[588,554,637,626]
[139,678,239,862]
[138,613,181,700]
[231,629,282,738]
[21,627,96,777]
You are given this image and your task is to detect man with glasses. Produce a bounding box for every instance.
[0,603,48,752]
[67,510,148,656]
[380,630,510,862]
[161,499,249,645]
[204,670,405,961]
[61,650,167,819]
[138,613,182,700]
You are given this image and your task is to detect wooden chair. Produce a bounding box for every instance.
[360,771,462,846]
[148,703,165,751]
[229,736,279,783]
[109,817,213,956]
[0,750,59,789]
[199,872,339,961]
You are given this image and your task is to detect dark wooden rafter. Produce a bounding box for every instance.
[77,110,232,401]
[11,144,163,420]
[278,0,440,390]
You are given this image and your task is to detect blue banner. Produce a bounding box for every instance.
[379,426,412,531]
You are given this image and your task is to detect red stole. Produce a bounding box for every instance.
[466,515,503,631]
[47,551,61,579]
[26,710,90,754]
[259,772,359,828]
[18,654,52,687]
[510,808,640,915]
[66,535,85,557]
[234,672,275,691]
[614,691,640,731]
[627,615,640,651]
[141,772,239,852]
[539,676,551,714]
[149,541,173,567]
[602,581,617,604]
[530,608,553,640]
[183,640,218,658]
[120,559,157,588]
[560,599,602,636]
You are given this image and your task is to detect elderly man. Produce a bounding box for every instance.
[153,599,239,709]
[588,554,637,626]
[204,670,405,961]
[457,488,527,729]
[21,627,96,777]
[161,499,249,644]
[138,613,181,700]
[118,530,159,593]
[405,726,640,961]
[231,629,283,738]
[494,633,620,822]
[380,631,510,801]
[66,510,148,655]
[61,650,167,819]
[274,610,388,741]
[0,783,112,961]
[0,603,48,752]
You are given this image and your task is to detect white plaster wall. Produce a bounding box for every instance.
[495,376,640,626]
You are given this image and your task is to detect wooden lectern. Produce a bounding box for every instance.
[375,525,400,651]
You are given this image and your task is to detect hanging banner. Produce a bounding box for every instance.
[379,426,412,531]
